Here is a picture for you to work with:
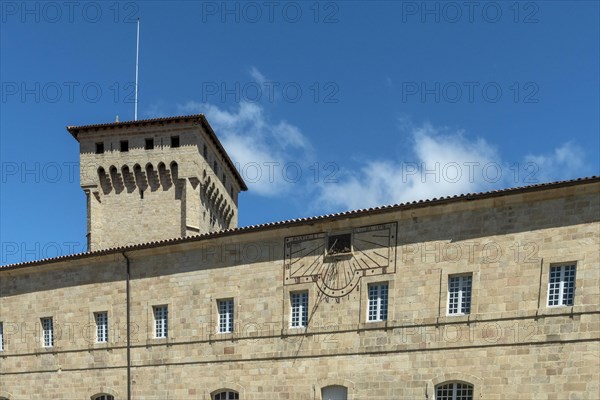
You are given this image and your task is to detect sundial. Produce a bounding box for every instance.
[284,222,397,297]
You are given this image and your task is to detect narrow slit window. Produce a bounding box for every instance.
[95,142,104,154]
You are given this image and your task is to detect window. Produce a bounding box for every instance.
[290,291,308,328]
[213,161,218,174]
[95,312,108,343]
[145,138,154,150]
[448,274,472,315]
[41,317,54,347]
[120,140,129,152]
[0,321,3,351]
[213,391,238,400]
[171,135,180,148]
[92,395,114,400]
[327,233,352,255]
[222,172,227,185]
[436,382,473,400]
[95,142,104,154]
[218,299,234,333]
[321,385,348,400]
[548,264,576,306]
[367,283,388,321]
[154,306,168,338]
[203,144,208,158]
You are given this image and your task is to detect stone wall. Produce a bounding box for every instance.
[0,182,598,399]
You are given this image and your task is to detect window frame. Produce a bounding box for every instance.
[153,305,169,339]
[547,263,577,307]
[212,390,239,400]
[217,298,234,334]
[367,282,389,322]
[447,274,472,316]
[290,291,309,328]
[41,317,54,348]
[435,381,474,400]
[95,312,108,343]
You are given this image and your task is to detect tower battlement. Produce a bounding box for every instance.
[68,114,247,251]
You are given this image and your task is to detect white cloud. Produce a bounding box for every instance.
[177,101,312,197]
[524,142,587,183]
[314,123,591,212]
[249,66,267,85]
[316,123,501,211]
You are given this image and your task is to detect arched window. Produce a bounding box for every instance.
[213,391,239,400]
[321,385,348,400]
[436,382,473,400]
[91,395,114,400]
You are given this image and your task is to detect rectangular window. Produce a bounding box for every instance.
[171,135,180,148]
[95,312,108,343]
[367,283,388,321]
[448,274,472,315]
[290,291,309,328]
[222,173,227,185]
[327,233,352,255]
[154,306,168,338]
[213,161,218,174]
[548,264,576,306]
[41,317,54,347]
[218,299,234,333]
[0,322,3,351]
[145,138,154,150]
[120,140,129,152]
[95,142,104,154]
[203,144,208,158]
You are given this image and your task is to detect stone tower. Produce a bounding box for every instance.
[67,114,247,251]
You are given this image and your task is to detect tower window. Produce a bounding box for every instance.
[120,140,129,152]
[95,142,104,154]
[171,135,180,148]
[145,138,154,150]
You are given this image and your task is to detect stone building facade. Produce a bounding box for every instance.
[0,116,598,400]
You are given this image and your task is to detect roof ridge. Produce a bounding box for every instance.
[1,175,598,270]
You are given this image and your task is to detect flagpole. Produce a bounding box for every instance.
[134,18,140,121]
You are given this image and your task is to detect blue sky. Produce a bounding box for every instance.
[1,1,599,264]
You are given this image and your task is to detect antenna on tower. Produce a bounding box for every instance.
[134,17,140,121]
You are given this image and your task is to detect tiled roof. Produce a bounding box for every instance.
[1,176,598,270]
[67,114,248,191]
